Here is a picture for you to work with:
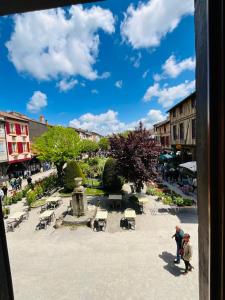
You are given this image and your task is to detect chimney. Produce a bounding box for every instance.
[39,115,44,123]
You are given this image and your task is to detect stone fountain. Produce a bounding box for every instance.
[62,177,95,226]
[71,177,87,217]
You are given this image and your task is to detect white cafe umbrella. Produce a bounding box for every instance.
[179,161,197,173]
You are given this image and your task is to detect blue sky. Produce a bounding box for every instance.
[0,0,195,135]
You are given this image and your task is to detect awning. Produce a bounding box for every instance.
[179,161,197,173]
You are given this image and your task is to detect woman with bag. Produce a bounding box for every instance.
[181,233,194,274]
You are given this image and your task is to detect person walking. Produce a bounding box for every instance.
[2,183,8,199]
[27,176,32,185]
[172,225,184,264]
[18,177,22,189]
[182,233,194,274]
[192,178,197,192]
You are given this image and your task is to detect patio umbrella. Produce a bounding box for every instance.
[179,161,197,173]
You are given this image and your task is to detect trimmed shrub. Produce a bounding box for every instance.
[173,196,184,206]
[11,191,23,203]
[34,185,43,198]
[26,190,37,206]
[63,160,85,192]
[146,188,156,196]
[183,198,193,206]
[3,196,12,206]
[102,158,123,192]
[2,206,10,217]
[162,196,173,205]
[22,186,30,197]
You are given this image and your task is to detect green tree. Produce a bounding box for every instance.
[80,139,99,154]
[98,137,109,151]
[63,160,85,192]
[33,126,81,185]
[109,122,159,192]
[102,158,123,192]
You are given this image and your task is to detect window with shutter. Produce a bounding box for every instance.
[15,123,21,135]
[17,142,23,153]
[5,122,10,134]
[8,142,12,155]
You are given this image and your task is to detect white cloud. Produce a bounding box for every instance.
[98,71,111,79]
[91,89,99,94]
[26,91,47,113]
[121,0,194,49]
[57,78,78,92]
[69,109,166,135]
[142,69,149,79]
[130,52,142,68]
[162,55,196,78]
[6,6,115,81]
[115,80,123,88]
[143,80,195,108]
[153,73,162,81]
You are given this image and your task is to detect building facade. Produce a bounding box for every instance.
[153,119,171,149]
[0,112,31,176]
[167,92,196,160]
[0,117,8,178]
[71,128,102,142]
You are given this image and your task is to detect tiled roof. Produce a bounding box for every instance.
[167,91,196,112]
[0,111,29,122]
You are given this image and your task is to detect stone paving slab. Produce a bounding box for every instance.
[6,196,199,300]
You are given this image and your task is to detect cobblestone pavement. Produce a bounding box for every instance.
[6,195,199,300]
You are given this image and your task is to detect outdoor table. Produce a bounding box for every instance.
[40,210,55,221]
[6,211,27,231]
[95,209,108,220]
[108,194,123,209]
[137,195,149,213]
[124,209,136,219]
[46,197,60,209]
[9,211,27,221]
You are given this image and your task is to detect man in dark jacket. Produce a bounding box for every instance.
[172,225,184,263]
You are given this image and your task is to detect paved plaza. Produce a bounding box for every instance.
[6,196,199,300]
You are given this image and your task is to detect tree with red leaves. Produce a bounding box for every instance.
[109,122,160,192]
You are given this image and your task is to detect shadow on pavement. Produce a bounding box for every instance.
[176,209,198,224]
[159,251,184,277]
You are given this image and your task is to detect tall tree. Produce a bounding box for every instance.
[98,137,109,151]
[109,122,159,192]
[80,139,99,155]
[33,126,81,185]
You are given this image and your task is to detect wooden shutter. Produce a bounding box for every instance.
[8,142,12,155]
[17,142,23,153]
[15,123,21,135]
[25,125,29,135]
[5,122,10,134]
[27,142,30,152]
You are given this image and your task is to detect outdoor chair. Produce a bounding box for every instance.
[6,220,19,232]
[35,219,48,230]
[22,210,29,220]
[40,204,47,213]
[93,219,107,231]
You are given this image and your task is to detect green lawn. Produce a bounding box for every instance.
[86,187,105,196]
[85,178,102,187]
